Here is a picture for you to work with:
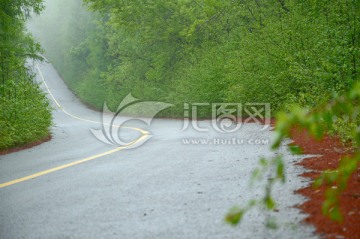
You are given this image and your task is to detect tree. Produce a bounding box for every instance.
[0,0,51,150]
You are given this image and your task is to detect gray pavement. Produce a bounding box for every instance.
[0,61,318,238]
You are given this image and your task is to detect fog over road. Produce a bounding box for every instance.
[0,61,318,238]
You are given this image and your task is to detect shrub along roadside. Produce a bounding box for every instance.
[0,0,52,151]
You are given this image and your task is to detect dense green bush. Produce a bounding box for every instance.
[29,0,358,121]
[0,0,52,151]
[0,80,51,150]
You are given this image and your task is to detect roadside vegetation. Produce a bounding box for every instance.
[28,0,359,227]
[0,0,52,151]
[29,0,358,118]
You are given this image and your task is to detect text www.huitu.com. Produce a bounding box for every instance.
[182,138,270,145]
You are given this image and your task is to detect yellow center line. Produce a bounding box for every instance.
[0,62,149,189]
[0,134,148,189]
[36,63,62,109]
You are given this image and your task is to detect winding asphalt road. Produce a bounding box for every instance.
[0,61,318,238]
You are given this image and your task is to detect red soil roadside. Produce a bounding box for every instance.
[0,135,52,156]
[291,129,360,239]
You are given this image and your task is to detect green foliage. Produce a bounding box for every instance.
[0,0,52,151]
[314,153,360,222]
[30,0,359,119]
[225,200,256,226]
[225,207,246,226]
[222,0,358,226]
[0,80,51,150]
[28,0,360,116]
[272,83,360,222]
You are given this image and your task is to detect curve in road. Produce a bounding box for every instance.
[0,61,318,239]
[0,62,149,189]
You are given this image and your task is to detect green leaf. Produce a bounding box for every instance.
[225,207,245,226]
[275,157,285,182]
[313,176,324,188]
[329,207,343,222]
[264,196,276,210]
[289,145,303,155]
